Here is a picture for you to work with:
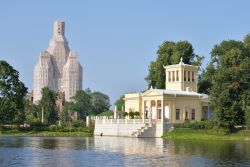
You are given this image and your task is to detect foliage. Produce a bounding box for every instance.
[198,63,216,94]
[64,89,111,120]
[70,90,92,120]
[39,87,58,124]
[59,102,75,123]
[128,111,135,118]
[145,41,204,88]
[98,111,114,116]
[0,60,27,124]
[24,100,40,124]
[209,37,250,132]
[91,91,111,115]
[123,112,128,117]
[115,95,125,106]
[174,120,218,130]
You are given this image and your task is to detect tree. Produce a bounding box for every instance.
[114,95,125,111]
[145,41,203,89]
[210,38,250,132]
[198,63,216,94]
[59,101,75,123]
[91,91,110,115]
[0,60,27,124]
[71,89,92,120]
[39,87,58,124]
[24,99,40,123]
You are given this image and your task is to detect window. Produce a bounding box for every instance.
[172,71,175,81]
[176,109,180,120]
[176,71,179,81]
[191,109,195,120]
[168,71,171,82]
[192,71,195,82]
[184,71,186,81]
[185,110,188,120]
[188,71,190,82]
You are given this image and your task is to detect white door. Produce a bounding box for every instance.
[165,105,169,119]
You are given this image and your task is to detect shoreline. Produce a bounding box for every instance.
[0,131,93,137]
[163,129,250,141]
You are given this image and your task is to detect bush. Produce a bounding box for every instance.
[71,120,83,128]
[174,120,218,130]
[98,111,114,117]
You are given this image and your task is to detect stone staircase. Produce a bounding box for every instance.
[131,123,156,138]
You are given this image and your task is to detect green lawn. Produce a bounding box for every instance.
[0,129,94,137]
[163,128,250,141]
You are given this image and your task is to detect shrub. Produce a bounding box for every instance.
[174,120,218,130]
[72,120,83,128]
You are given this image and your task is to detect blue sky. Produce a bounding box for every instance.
[1,1,250,105]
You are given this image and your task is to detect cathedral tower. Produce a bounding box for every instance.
[33,20,82,103]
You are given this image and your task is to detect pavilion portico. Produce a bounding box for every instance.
[123,88,211,124]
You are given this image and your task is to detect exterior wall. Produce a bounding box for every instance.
[182,66,198,92]
[62,51,82,101]
[165,95,201,123]
[94,122,146,137]
[94,120,173,138]
[124,93,141,113]
[33,51,54,103]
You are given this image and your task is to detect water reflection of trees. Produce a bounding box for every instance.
[169,139,250,160]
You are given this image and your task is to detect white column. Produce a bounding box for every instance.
[86,116,90,127]
[149,100,152,124]
[155,100,157,120]
[161,99,164,123]
[142,100,145,123]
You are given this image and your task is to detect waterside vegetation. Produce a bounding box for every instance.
[164,120,250,140]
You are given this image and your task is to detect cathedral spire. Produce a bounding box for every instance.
[54,20,65,36]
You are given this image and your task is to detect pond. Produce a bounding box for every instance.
[0,136,250,167]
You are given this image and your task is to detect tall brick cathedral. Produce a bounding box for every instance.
[33,20,82,103]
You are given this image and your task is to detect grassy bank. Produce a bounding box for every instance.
[0,127,94,137]
[163,129,250,141]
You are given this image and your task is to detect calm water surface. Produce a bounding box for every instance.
[0,136,250,167]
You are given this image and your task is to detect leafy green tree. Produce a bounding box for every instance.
[0,60,27,124]
[91,91,110,115]
[24,99,40,123]
[39,87,58,124]
[210,38,250,132]
[145,41,203,88]
[59,101,75,123]
[114,95,125,112]
[198,63,216,94]
[71,90,92,120]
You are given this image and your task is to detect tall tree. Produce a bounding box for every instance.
[91,91,110,115]
[0,60,27,124]
[71,89,92,120]
[210,37,250,132]
[198,63,216,94]
[39,87,58,124]
[145,41,203,89]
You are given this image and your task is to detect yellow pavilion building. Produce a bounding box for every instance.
[123,58,212,123]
